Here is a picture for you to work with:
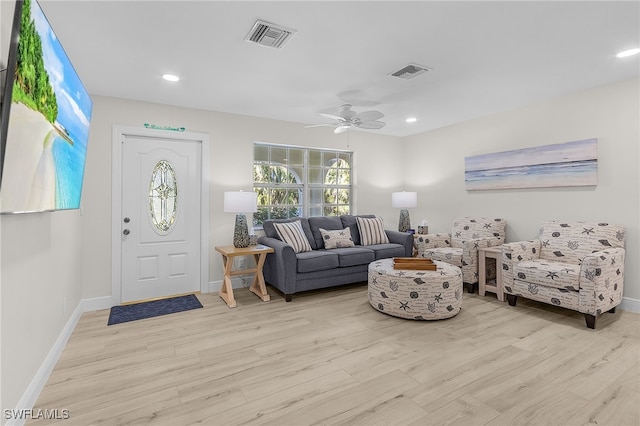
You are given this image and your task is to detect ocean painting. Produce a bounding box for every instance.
[1,0,92,213]
[465,138,597,190]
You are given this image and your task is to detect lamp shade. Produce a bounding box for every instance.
[391,191,417,209]
[224,191,257,213]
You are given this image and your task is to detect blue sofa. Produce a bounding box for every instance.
[258,215,413,301]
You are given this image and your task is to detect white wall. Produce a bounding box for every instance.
[81,96,404,300]
[402,77,640,301]
[1,0,85,417]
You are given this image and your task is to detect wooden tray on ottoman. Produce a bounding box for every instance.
[393,257,437,270]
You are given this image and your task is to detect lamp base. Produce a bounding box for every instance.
[233,214,250,248]
[398,209,411,232]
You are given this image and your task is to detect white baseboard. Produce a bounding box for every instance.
[81,296,112,312]
[620,296,640,314]
[6,303,84,426]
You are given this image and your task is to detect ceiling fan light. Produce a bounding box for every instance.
[162,74,180,82]
[617,48,640,58]
[406,117,417,123]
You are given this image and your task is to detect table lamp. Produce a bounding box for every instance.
[224,191,257,248]
[391,191,417,232]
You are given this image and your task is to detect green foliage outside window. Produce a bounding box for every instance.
[13,0,58,123]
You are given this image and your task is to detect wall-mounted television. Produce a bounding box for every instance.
[0,0,93,214]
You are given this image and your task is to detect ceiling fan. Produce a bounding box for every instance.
[306,104,385,133]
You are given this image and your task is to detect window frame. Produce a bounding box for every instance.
[253,142,353,227]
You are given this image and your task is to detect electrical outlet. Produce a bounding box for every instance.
[237,257,246,268]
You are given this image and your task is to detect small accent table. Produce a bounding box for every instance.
[478,246,503,301]
[214,245,274,308]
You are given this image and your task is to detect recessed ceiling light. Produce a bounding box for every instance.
[406,117,417,123]
[162,74,180,82]
[616,48,640,58]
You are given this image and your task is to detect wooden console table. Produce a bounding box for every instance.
[214,245,274,308]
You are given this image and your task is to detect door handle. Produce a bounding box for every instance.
[123,229,131,235]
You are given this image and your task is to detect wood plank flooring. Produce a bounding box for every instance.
[30,284,640,425]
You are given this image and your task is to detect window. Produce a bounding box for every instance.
[253,143,352,226]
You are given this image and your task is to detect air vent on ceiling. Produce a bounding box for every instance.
[388,63,432,80]
[245,19,297,49]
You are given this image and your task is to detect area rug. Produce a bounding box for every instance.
[108,294,203,325]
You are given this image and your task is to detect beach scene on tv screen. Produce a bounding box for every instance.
[1,0,92,213]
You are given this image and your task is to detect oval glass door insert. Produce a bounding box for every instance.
[149,160,178,235]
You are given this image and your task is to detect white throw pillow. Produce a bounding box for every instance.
[273,221,312,253]
[319,228,355,249]
[356,216,390,246]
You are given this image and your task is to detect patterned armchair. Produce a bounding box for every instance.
[502,221,625,329]
[415,217,506,293]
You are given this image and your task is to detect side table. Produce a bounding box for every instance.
[478,246,504,301]
[214,245,274,308]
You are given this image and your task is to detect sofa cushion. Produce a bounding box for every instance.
[274,221,313,253]
[340,214,375,245]
[357,216,390,246]
[263,218,317,250]
[320,228,355,249]
[366,243,407,260]
[296,250,339,273]
[308,216,344,248]
[513,260,581,291]
[331,247,375,267]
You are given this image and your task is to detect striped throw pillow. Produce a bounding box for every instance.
[356,216,389,246]
[274,221,312,253]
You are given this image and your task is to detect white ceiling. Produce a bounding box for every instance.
[39,0,640,137]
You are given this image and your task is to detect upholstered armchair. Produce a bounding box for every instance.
[502,221,625,329]
[415,217,506,293]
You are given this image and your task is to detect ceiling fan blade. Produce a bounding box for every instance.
[356,120,385,130]
[319,104,356,120]
[355,110,384,122]
[304,123,336,128]
[318,112,346,121]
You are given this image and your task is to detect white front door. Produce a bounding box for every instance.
[120,133,201,302]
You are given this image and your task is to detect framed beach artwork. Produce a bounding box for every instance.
[464,138,597,190]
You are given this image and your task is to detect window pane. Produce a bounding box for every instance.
[338,188,350,204]
[309,150,322,166]
[148,160,178,235]
[337,205,350,215]
[255,187,269,205]
[254,164,270,183]
[254,144,269,162]
[271,147,287,164]
[309,206,323,217]
[309,188,323,204]
[337,169,350,185]
[324,206,338,216]
[308,167,323,184]
[324,188,337,203]
[270,188,287,204]
[288,148,304,165]
[338,152,351,164]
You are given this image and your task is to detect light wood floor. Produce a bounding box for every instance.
[31,284,640,425]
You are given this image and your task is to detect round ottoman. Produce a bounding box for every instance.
[368,258,463,320]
